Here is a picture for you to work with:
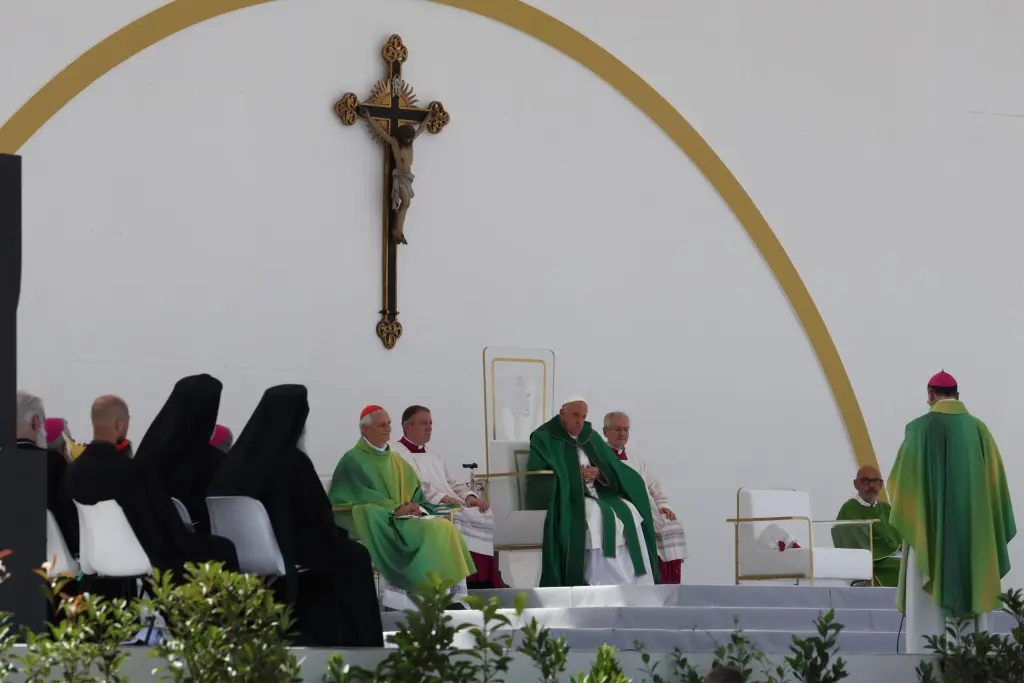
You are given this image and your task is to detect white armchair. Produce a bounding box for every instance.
[476,440,553,587]
[727,488,874,585]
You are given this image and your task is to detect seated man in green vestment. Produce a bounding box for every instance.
[525,396,660,587]
[831,465,903,587]
[329,405,476,611]
[889,370,1016,654]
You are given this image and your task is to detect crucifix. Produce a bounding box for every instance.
[334,34,450,350]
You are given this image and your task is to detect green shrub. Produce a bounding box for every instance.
[672,618,787,682]
[0,550,865,683]
[45,593,139,683]
[784,610,848,683]
[323,573,526,683]
[142,562,301,683]
[519,617,569,683]
[670,611,848,683]
[915,588,1024,683]
[15,564,138,683]
[571,644,630,683]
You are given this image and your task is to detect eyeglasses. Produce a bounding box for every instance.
[858,477,883,485]
[606,427,630,433]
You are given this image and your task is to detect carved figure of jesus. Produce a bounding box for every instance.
[358,105,435,244]
[501,376,538,441]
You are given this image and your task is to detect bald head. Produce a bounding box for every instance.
[91,395,131,445]
[857,466,880,480]
[854,465,883,504]
[92,395,128,426]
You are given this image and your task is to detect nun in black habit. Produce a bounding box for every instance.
[208,384,383,647]
[134,374,225,534]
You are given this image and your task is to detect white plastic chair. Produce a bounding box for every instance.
[171,498,194,531]
[206,496,286,576]
[45,510,79,577]
[74,500,152,578]
[727,488,873,585]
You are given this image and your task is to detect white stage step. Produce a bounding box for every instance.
[380,584,1015,654]
[472,584,901,609]
[385,605,906,632]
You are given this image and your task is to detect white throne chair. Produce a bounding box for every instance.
[477,440,553,588]
[727,488,874,586]
[479,346,555,588]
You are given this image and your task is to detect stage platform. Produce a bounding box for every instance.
[381,584,1015,654]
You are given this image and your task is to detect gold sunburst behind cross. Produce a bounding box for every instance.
[368,76,418,108]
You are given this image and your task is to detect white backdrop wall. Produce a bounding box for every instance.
[3,0,1023,587]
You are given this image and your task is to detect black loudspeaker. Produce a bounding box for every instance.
[0,155,20,450]
[0,154,47,633]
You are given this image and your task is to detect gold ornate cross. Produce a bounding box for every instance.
[334,35,450,350]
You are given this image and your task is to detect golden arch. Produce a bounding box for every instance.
[0,0,880,475]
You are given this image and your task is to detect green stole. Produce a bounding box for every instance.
[525,416,659,587]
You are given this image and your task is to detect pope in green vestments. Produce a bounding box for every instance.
[328,407,475,594]
[525,398,659,587]
[832,466,903,587]
[888,373,1016,618]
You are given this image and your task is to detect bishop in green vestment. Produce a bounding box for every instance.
[832,466,903,587]
[525,397,659,587]
[889,372,1016,621]
[329,406,475,598]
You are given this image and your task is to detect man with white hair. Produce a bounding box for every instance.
[391,405,503,588]
[604,411,688,583]
[16,390,78,554]
[525,396,659,586]
[329,405,476,610]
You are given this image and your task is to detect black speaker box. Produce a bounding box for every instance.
[0,154,48,632]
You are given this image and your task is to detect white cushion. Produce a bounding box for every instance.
[740,546,872,581]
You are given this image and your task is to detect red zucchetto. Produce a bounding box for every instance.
[928,371,957,388]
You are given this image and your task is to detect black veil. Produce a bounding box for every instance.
[134,374,224,532]
[135,374,222,471]
[210,384,309,496]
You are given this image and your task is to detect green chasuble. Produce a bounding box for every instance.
[328,438,475,593]
[888,400,1016,617]
[525,416,659,587]
[832,498,903,587]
